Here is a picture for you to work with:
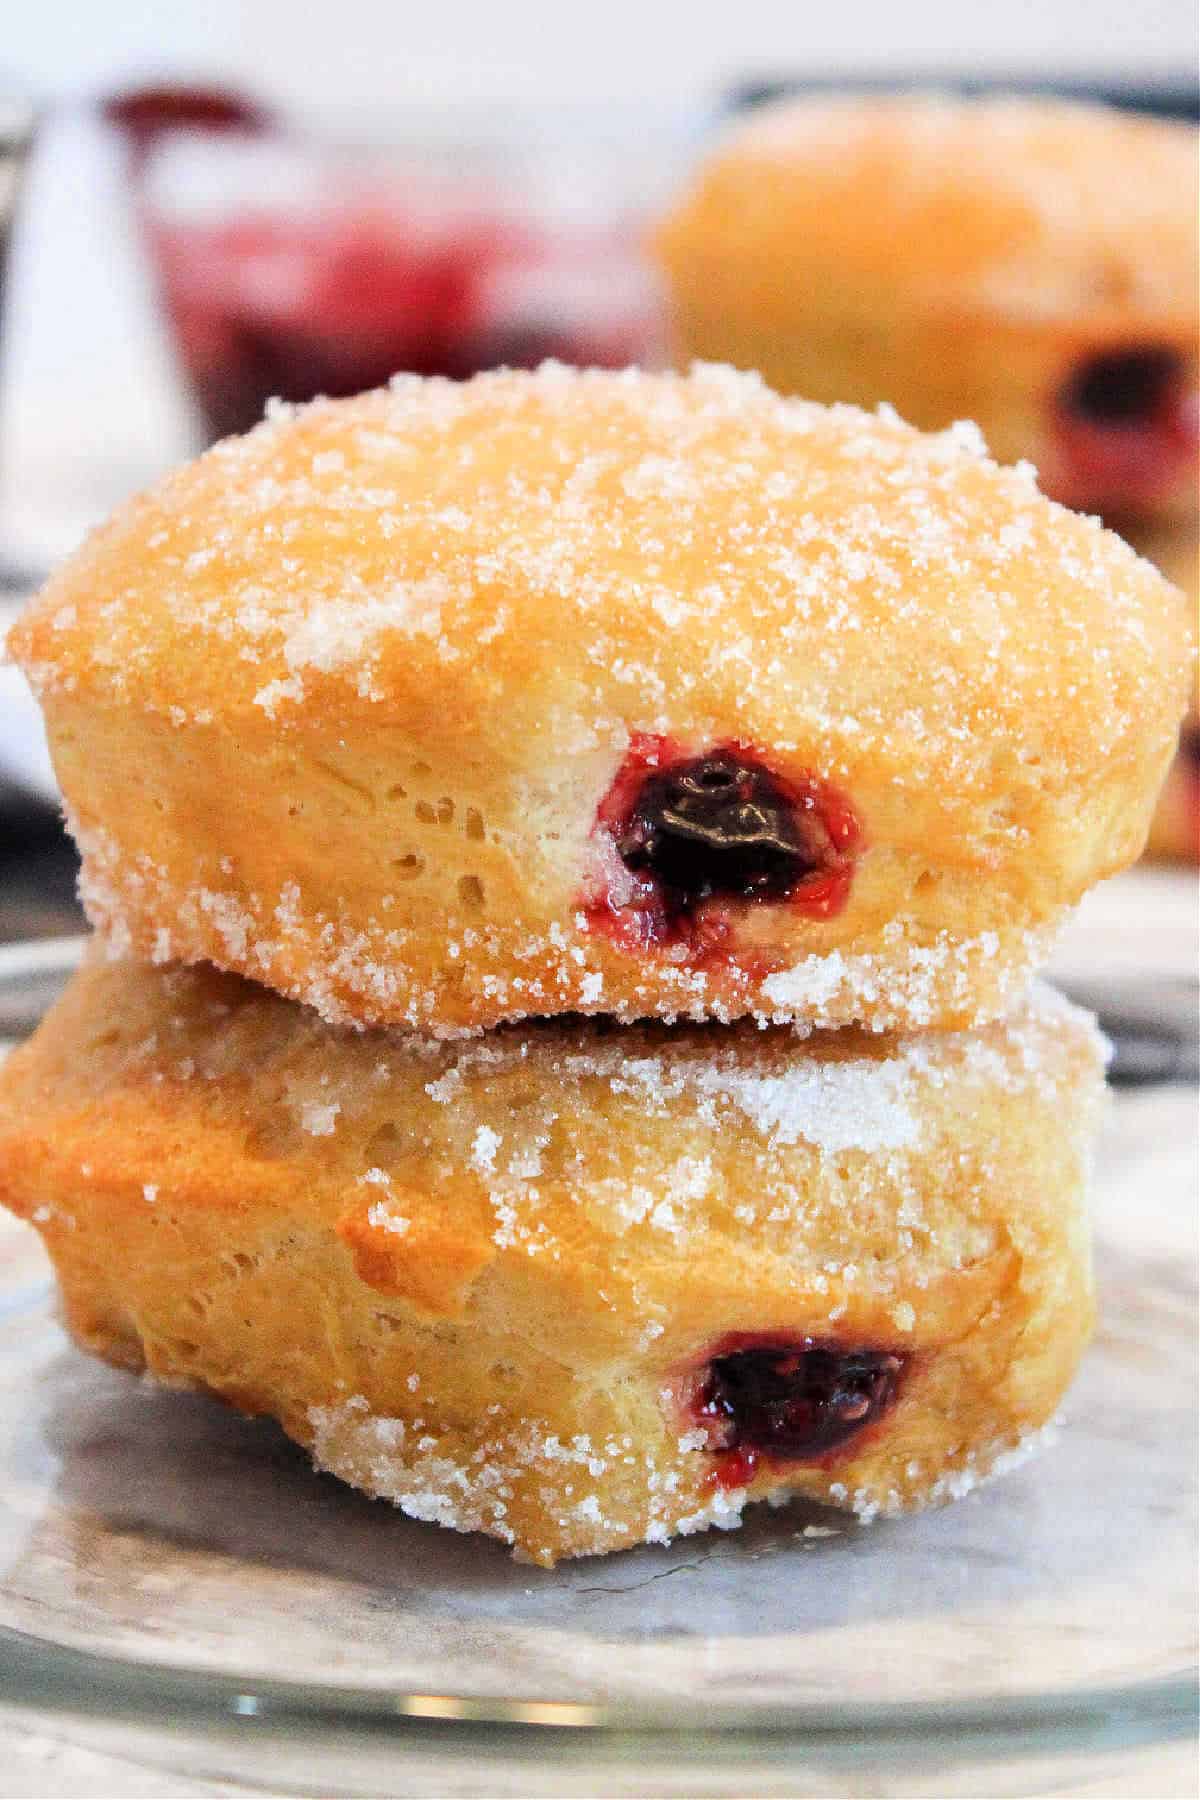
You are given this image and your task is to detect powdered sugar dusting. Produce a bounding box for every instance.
[299,1100,340,1136]
[252,575,454,711]
[693,1059,918,1153]
[471,1125,501,1174]
[757,920,1064,1032]
[366,1200,410,1235]
[305,1393,755,1563]
[304,1395,1061,1563]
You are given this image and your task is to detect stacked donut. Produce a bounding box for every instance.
[656,93,1200,860]
[0,365,1190,1564]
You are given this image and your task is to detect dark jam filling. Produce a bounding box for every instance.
[1062,347,1185,425]
[1180,721,1200,774]
[1050,344,1198,512]
[694,1339,905,1488]
[591,738,861,951]
[620,751,812,903]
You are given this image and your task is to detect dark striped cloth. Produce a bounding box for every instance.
[0,799,83,945]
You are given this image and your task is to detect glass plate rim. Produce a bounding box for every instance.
[0,933,1196,1753]
[0,1621,1195,1751]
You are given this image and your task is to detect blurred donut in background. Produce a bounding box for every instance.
[655,92,1199,859]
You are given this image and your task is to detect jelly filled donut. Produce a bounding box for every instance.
[0,953,1104,1566]
[11,364,1190,1036]
[656,97,1199,525]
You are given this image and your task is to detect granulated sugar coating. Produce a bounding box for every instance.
[0,955,1105,1563]
[12,364,1191,1036]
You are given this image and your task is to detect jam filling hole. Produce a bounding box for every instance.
[1050,344,1198,511]
[1060,346,1187,427]
[692,1339,905,1487]
[591,738,861,948]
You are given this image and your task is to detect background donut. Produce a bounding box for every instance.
[655,95,1199,525]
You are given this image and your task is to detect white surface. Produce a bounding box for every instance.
[0,603,54,798]
[0,107,195,577]
[4,0,1197,107]
[1050,867,1199,983]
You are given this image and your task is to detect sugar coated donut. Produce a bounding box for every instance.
[0,953,1104,1565]
[656,96,1199,524]
[12,364,1190,1035]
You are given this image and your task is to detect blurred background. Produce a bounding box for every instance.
[0,0,1197,954]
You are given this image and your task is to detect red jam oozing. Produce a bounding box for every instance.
[690,1336,905,1490]
[587,736,861,953]
[152,216,511,440]
[1047,345,1199,514]
[112,87,663,445]
[148,212,659,442]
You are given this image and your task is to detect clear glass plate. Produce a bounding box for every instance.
[0,932,1195,1785]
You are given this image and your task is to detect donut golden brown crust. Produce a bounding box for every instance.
[11,367,1190,1036]
[656,97,1199,524]
[0,953,1103,1564]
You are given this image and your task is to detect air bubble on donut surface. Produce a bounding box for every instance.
[458,875,486,913]
[365,1123,403,1164]
[392,853,425,879]
[465,807,486,841]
